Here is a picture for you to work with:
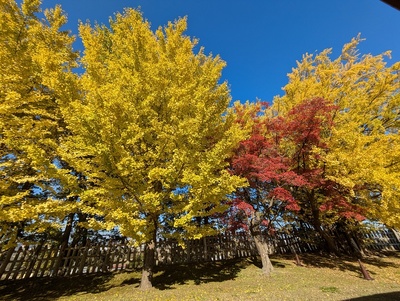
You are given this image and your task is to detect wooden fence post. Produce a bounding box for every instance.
[23,243,43,279]
[391,228,400,247]
[12,246,29,280]
[52,243,66,276]
[78,241,90,274]
[203,237,207,261]
[0,247,15,280]
[33,245,53,278]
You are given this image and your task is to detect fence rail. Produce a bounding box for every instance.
[362,228,400,251]
[1,228,399,281]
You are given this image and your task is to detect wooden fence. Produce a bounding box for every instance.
[362,228,400,251]
[1,228,399,281]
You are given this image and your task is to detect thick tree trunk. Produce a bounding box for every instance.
[309,192,339,255]
[253,234,274,275]
[139,219,157,290]
[250,212,274,276]
[140,238,156,290]
[55,215,75,277]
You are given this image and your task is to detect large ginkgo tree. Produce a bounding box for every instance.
[61,9,246,289]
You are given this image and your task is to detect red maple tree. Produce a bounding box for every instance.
[225,98,366,271]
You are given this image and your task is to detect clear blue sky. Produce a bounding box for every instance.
[42,0,400,103]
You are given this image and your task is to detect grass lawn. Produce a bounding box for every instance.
[1,251,399,301]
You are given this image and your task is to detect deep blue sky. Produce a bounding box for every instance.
[41,0,400,103]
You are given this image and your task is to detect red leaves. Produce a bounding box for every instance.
[226,97,363,233]
[269,187,300,211]
[223,97,367,237]
[223,199,254,232]
[233,198,255,215]
[231,128,304,188]
[287,98,336,149]
[231,98,337,189]
[320,199,366,221]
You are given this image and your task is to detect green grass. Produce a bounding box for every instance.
[320,286,340,293]
[1,252,400,301]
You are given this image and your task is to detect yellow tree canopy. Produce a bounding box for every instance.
[272,36,400,228]
[0,0,78,248]
[61,9,247,244]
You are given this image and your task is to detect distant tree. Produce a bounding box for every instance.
[272,36,400,230]
[0,0,79,249]
[61,9,246,289]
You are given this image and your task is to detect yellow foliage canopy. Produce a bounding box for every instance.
[61,9,247,244]
[272,36,400,228]
[0,0,78,248]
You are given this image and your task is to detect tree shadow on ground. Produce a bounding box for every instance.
[287,250,400,278]
[151,258,248,290]
[0,273,130,301]
[0,259,249,300]
[1,252,397,300]
[343,291,400,301]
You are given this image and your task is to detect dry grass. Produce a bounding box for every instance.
[1,251,399,301]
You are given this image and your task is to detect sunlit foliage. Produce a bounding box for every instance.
[60,8,246,288]
[272,36,400,229]
[0,0,78,249]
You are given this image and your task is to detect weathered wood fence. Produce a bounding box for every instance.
[0,233,257,281]
[1,228,399,281]
[361,227,400,251]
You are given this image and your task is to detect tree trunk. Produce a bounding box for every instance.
[140,217,158,290]
[60,213,75,246]
[339,222,365,258]
[250,212,274,276]
[308,192,339,255]
[253,234,274,275]
[348,236,365,258]
[71,213,88,247]
[140,238,156,289]
[315,224,339,255]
